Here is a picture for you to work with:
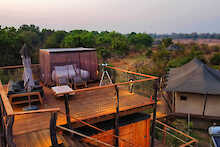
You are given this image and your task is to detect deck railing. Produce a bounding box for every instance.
[0,64,158,147]
[0,80,60,147]
[52,65,158,147]
[57,125,114,147]
[58,111,138,147]
[155,120,198,147]
[0,64,40,84]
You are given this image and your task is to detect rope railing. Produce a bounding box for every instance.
[0,64,39,70]
[0,64,40,84]
[155,120,198,147]
[106,66,158,79]
[0,65,157,147]
[58,111,136,147]
[57,125,114,147]
[53,65,157,146]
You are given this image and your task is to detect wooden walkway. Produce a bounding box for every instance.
[12,85,154,136]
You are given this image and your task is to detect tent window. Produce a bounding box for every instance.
[180,96,187,101]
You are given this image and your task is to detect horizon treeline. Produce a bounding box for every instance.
[150,32,220,39]
[0,24,153,66]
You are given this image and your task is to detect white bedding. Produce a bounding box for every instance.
[52,65,90,84]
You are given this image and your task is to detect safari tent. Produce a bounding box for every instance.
[165,58,220,117]
[39,48,98,85]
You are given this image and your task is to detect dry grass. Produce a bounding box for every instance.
[174,39,220,46]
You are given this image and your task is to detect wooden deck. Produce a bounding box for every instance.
[12,85,154,137]
[14,129,95,147]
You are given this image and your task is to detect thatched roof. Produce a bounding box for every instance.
[165,58,220,95]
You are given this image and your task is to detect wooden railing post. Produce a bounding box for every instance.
[50,112,58,147]
[64,94,72,129]
[6,115,15,147]
[0,104,6,147]
[163,126,167,144]
[114,85,119,147]
[151,79,159,147]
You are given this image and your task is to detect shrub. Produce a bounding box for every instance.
[97,47,111,61]
[145,49,153,57]
[210,53,220,65]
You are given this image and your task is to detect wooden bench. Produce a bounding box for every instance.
[9,91,43,105]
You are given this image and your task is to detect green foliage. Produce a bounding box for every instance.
[96,47,111,61]
[2,24,220,75]
[167,48,205,68]
[18,24,40,35]
[0,27,22,66]
[153,49,170,62]
[96,31,111,46]
[110,31,129,55]
[145,49,152,57]
[61,30,96,48]
[210,53,220,65]
[151,49,170,75]
[44,31,66,48]
[168,57,192,68]
[151,32,220,40]
[19,31,40,47]
[96,31,129,56]
[211,45,220,52]
[128,32,153,50]
[161,38,173,48]
[0,25,155,65]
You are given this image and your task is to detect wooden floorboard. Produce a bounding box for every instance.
[14,129,95,147]
[12,85,154,136]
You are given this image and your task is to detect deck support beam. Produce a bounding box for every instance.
[64,94,72,129]
[151,79,159,147]
[50,112,58,147]
[6,115,15,147]
[0,104,6,147]
[114,85,119,147]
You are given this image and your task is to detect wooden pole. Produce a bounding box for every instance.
[64,94,72,129]
[114,85,119,147]
[0,104,6,147]
[150,79,159,147]
[6,116,15,147]
[163,126,167,144]
[187,113,190,135]
[50,112,58,147]
[173,91,176,112]
[112,69,116,84]
[202,93,208,116]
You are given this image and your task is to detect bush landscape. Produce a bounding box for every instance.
[0,24,220,77]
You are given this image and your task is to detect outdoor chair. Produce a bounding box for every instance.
[7,80,44,105]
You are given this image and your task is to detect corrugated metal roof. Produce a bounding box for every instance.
[40,47,96,53]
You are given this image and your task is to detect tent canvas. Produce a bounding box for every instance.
[165,58,220,95]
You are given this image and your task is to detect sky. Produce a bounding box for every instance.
[1,0,220,34]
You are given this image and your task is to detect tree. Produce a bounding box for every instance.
[61,30,96,48]
[128,33,153,50]
[44,31,66,48]
[41,28,54,43]
[161,38,173,48]
[108,31,129,55]
[18,31,40,47]
[210,53,220,65]
[0,27,22,66]
[18,24,40,34]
